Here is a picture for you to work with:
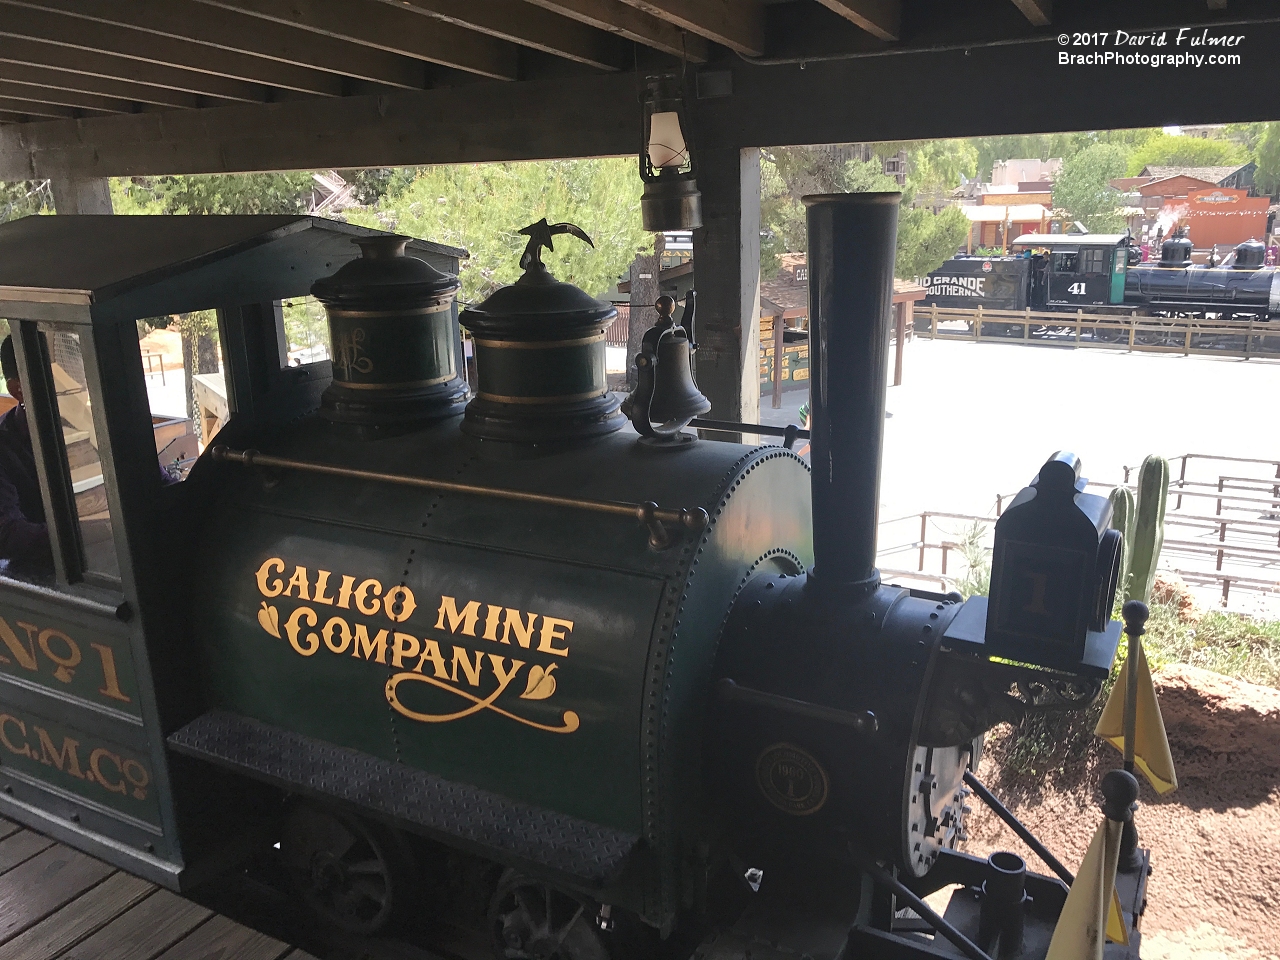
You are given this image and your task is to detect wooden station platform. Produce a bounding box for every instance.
[0,816,315,960]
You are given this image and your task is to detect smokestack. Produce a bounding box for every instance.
[803,192,900,600]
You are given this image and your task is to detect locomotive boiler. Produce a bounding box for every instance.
[0,204,1136,960]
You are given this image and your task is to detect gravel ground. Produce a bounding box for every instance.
[965,664,1280,959]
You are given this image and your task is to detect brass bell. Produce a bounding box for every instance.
[621,292,711,439]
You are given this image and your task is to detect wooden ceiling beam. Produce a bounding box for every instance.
[369,0,629,72]
[523,0,709,61]
[1009,0,1052,26]
[0,79,138,114]
[0,96,89,118]
[0,36,267,102]
[814,0,900,42]
[612,0,765,56]
[0,63,204,109]
[13,0,435,89]
[193,0,519,81]
[0,2,345,96]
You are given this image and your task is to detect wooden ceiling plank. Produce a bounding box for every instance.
[814,0,900,42]
[370,0,629,71]
[0,63,201,108]
[1010,0,1052,26]
[192,0,518,81]
[613,0,765,56]
[0,79,137,113]
[0,2,345,95]
[0,36,267,101]
[523,0,709,61]
[0,96,83,118]
[14,0,432,89]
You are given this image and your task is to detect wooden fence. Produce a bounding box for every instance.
[917,304,1280,359]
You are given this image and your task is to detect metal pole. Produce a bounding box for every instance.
[772,313,784,409]
[803,192,899,600]
[861,861,994,960]
[963,771,1073,885]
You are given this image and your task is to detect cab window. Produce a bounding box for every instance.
[136,312,225,481]
[1081,248,1107,275]
[38,326,120,584]
[1053,251,1078,273]
[280,296,331,367]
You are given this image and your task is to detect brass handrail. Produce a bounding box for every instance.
[210,446,708,549]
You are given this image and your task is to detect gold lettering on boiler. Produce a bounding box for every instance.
[253,558,580,734]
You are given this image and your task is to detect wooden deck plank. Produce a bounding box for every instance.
[0,819,22,843]
[60,888,212,960]
[0,830,54,874]
[281,951,323,960]
[0,844,114,944]
[0,871,155,960]
[153,913,292,960]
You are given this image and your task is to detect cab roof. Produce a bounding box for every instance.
[1011,233,1129,248]
[0,215,466,325]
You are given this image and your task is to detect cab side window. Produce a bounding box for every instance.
[137,312,225,481]
[38,326,120,585]
[1081,249,1106,275]
[1053,252,1078,274]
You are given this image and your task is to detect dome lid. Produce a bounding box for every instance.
[311,235,459,304]
[461,220,615,338]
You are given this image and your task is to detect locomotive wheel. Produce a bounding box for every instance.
[488,869,610,960]
[280,802,410,935]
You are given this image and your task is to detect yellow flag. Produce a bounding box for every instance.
[1095,641,1178,794]
[1045,819,1129,960]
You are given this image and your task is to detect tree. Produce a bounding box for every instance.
[760,146,965,279]
[1054,144,1130,233]
[0,180,52,223]
[1125,132,1246,176]
[344,159,650,302]
[907,140,978,207]
[1251,122,1280,197]
[896,204,970,279]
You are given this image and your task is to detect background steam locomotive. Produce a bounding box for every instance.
[924,231,1280,328]
[0,199,1138,960]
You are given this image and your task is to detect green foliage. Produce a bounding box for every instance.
[896,205,970,280]
[0,181,53,223]
[1141,596,1280,687]
[1127,455,1168,604]
[759,147,964,280]
[968,129,1155,182]
[1252,122,1280,196]
[952,521,991,599]
[344,159,649,302]
[1052,143,1129,233]
[1108,486,1135,600]
[1124,132,1246,176]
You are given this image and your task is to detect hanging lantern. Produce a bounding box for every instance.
[640,74,702,232]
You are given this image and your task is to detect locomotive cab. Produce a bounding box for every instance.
[0,214,466,888]
[1010,233,1130,309]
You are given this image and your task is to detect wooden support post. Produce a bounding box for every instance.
[919,513,927,571]
[627,239,662,389]
[771,313,784,409]
[893,302,905,387]
[930,303,938,339]
[692,147,762,435]
[49,178,113,214]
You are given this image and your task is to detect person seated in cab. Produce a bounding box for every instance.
[0,337,53,579]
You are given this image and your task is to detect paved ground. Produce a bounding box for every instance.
[763,338,1280,520]
[758,338,1280,607]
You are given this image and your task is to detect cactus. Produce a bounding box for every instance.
[1108,485,1135,601]
[1126,455,1169,604]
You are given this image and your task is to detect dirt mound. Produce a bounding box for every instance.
[1155,664,1280,791]
[965,664,1280,959]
